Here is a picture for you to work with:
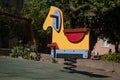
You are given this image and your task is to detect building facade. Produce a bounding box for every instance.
[93,38,115,55]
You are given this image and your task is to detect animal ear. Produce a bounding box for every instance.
[50,10,61,32]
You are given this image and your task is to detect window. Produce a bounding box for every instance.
[102,40,109,47]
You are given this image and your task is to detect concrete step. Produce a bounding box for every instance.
[40,54,52,62]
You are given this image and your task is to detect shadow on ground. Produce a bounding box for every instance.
[61,66,110,78]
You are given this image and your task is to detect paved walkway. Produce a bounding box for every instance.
[76,60,120,78]
[0,56,120,80]
[40,54,120,78]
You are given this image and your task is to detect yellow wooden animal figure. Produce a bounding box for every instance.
[43,6,89,59]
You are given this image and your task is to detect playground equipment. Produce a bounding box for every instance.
[43,6,90,59]
[0,12,35,45]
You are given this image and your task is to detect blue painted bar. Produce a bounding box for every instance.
[51,49,88,58]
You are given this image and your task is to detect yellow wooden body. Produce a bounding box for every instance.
[43,6,89,50]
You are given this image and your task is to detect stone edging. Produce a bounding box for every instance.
[76,59,120,74]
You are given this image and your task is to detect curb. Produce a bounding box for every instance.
[76,59,120,74]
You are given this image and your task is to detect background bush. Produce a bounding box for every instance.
[100,53,120,63]
[10,45,30,59]
[10,45,41,61]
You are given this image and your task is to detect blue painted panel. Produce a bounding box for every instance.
[52,10,61,32]
[51,50,88,58]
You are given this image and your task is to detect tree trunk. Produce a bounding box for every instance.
[115,41,119,53]
[70,12,77,28]
[1,37,9,48]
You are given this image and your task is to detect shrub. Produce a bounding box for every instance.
[52,58,57,63]
[10,45,41,60]
[30,44,36,52]
[36,53,41,61]
[100,53,120,63]
[10,46,30,59]
[10,46,19,58]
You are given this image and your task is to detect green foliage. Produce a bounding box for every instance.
[10,46,19,58]
[100,53,120,63]
[24,0,49,28]
[0,11,28,40]
[52,58,57,63]
[0,0,24,32]
[10,44,41,60]
[30,44,36,52]
[23,0,50,41]
[10,45,30,59]
[102,6,120,44]
[36,53,41,61]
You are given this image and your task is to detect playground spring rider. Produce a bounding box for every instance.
[43,6,90,59]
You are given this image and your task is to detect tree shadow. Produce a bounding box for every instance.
[61,66,110,78]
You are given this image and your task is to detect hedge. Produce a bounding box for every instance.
[100,53,120,63]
